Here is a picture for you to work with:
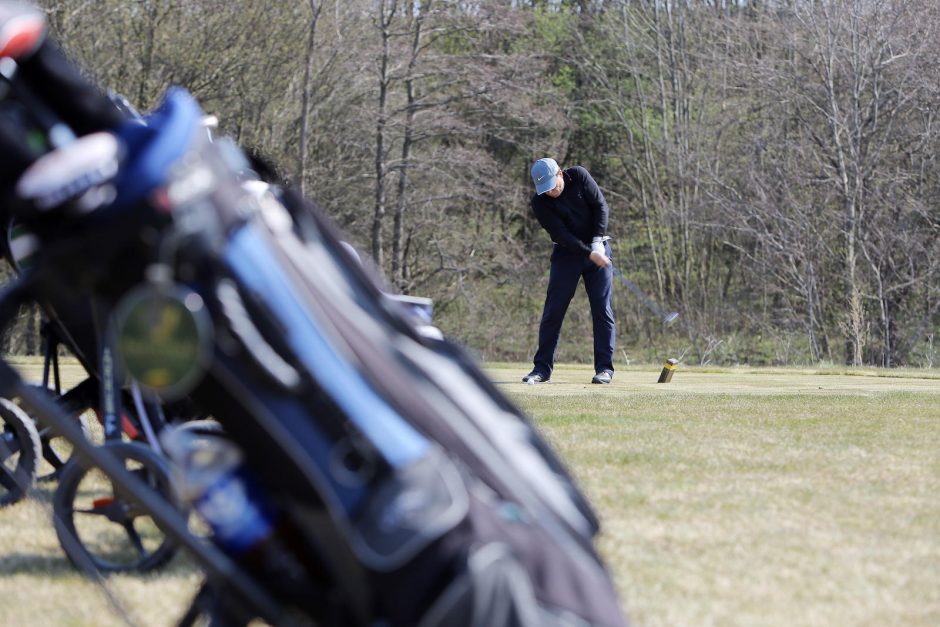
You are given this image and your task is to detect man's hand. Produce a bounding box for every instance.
[590,236,610,267]
[589,250,610,268]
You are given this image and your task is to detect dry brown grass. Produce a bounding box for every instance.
[493,362,940,626]
[1,358,938,626]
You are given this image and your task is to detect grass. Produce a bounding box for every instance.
[2,358,939,626]
[490,362,940,626]
[0,358,202,627]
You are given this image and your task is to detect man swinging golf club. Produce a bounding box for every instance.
[522,158,615,385]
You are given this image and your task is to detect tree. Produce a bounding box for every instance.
[17,0,939,366]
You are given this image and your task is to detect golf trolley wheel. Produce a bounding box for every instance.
[36,411,92,483]
[53,441,181,573]
[18,385,93,483]
[0,398,42,506]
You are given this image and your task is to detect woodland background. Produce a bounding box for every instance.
[3,0,939,367]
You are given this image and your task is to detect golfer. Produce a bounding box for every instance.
[523,158,615,385]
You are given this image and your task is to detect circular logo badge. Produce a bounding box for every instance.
[114,284,212,400]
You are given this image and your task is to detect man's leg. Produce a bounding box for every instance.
[531,250,580,378]
[583,244,615,376]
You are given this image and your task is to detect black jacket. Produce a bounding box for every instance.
[530,166,609,257]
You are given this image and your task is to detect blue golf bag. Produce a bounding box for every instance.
[0,5,629,625]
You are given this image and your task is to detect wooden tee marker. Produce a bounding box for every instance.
[657,358,678,383]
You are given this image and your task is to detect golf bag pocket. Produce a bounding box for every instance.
[416,541,622,627]
[350,446,468,571]
[381,481,628,627]
[417,542,544,627]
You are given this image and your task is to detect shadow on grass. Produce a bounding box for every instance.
[490,377,529,385]
[26,484,56,503]
[0,549,202,577]
[0,551,78,576]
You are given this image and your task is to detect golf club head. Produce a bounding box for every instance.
[662,311,679,326]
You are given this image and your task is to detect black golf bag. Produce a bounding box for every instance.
[0,3,629,625]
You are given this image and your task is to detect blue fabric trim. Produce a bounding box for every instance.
[244,386,367,514]
[112,87,202,209]
[224,225,430,469]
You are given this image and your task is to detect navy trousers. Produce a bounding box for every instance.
[532,242,615,377]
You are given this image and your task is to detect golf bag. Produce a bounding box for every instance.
[0,4,628,625]
[0,84,206,570]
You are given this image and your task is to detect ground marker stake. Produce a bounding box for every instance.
[657,358,678,383]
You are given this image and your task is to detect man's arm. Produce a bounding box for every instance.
[573,166,609,239]
[571,167,611,268]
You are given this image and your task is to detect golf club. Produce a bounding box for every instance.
[611,264,679,326]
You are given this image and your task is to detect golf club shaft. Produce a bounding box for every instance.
[611,264,675,323]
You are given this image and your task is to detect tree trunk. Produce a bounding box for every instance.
[392,1,429,291]
[372,0,397,269]
[298,0,322,195]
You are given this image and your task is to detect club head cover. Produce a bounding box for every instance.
[0,3,45,61]
[15,131,121,214]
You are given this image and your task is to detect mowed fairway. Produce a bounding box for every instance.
[489,363,940,627]
[0,358,938,626]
